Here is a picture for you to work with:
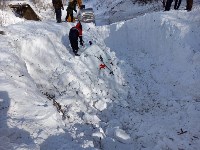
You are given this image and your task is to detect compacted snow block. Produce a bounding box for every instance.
[114,128,132,144]
[9,4,40,21]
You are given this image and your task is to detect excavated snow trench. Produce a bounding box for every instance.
[17,12,200,149]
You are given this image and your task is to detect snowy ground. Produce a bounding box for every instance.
[0,0,200,150]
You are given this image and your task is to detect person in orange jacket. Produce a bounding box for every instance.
[77,0,83,8]
[66,0,77,22]
[69,22,84,56]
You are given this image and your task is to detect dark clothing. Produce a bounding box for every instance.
[186,0,193,11]
[52,0,63,23]
[165,0,193,11]
[66,11,74,22]
[66,1,77,22]
[69,23,83,54]
[55,9,62,23]
[165,0,173,11]
[69,27,79,53]
[162,0,166,8]
[174,0,182,9]
[52,0,63,9]
[67,1,77,14]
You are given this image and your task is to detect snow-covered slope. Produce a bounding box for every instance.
[0,20,129,149]
[97,7,200,149]
[0,1,200,150]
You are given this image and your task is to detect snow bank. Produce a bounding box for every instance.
[1,19,128,149]
[97,7,200,150]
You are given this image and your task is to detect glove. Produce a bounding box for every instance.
[74,9,77,13]
[62,7,64,10]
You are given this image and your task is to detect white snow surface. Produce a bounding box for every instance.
[0,0,200,150]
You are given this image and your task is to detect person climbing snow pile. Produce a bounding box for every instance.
[69,22,84,56]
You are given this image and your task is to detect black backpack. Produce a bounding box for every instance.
[69,27,79,40]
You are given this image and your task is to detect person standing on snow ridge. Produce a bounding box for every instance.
[52,0,64,23]
[164,0,173,11]
[186,0,193,11]
[69,22,84,56]
[66,0,77,22]
[174,0,182,10]
[165,0,193,11]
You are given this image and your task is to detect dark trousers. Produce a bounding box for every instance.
[69,39,78,53]
[165,0,173,11]
[186,0,193,11]
[174,0,182,9]
[66,12,73,22]
[55,9,62,23]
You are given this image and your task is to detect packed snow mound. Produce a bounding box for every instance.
[102,8,200,101]
[0,20,128,149]
[97,7,200,149]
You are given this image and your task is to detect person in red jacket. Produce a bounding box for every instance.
[69,22,84,56]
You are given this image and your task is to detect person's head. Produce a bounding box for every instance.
[76,22,82,30]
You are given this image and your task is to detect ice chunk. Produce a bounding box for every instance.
[114,128,132,144]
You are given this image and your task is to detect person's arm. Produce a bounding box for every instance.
[60,0,64,10]
[79,36,83,46]
[73,2,77,12]
[52,0,55,7]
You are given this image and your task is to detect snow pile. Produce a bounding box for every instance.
[97,7,200,149]
[0,7,24,26]
[0,20,129,149]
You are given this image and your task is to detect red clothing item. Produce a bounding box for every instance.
[99,64,106,69]
[75,22,82,36]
